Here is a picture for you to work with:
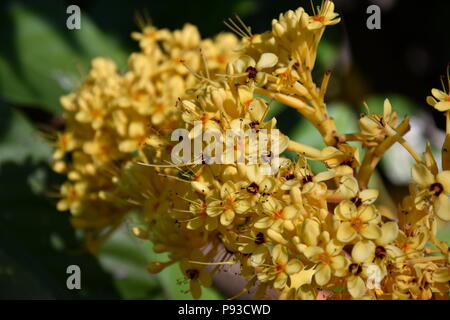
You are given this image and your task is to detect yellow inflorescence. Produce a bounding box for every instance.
[52,1,450,300]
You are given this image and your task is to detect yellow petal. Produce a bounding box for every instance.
[337,175,359,198]
[426,96,437,107]
[234,55,255,73]
[304,246,324,262]
[205,217,218,231]
[301,219,320,246]
[290,266,317,289]
[296,284,316,300]
[432,88,447,100]
[326,239,343,256]
[235,200,251,214]
[330,255,347,271]
[376,221,398,245]
[352,240,375,263]
[283,206,298,219]
[434,101,450,112]
[335,200,357,220]
[432,268,450,283]
[436,171,450,193]
[256,52,278,69]
[254,216,273,229]
[383,99,392,122]
[411,164,435,187]
[259,177,278,193]
[199,271,212,287]
[274,272,288,289]
[358,205,378,222]
[315,264,331,286]
[220,209,235,226]
[250,246,268,267]
[206,200,223,217]
[187,217,203,230]
[272,244,288,265]
[267,228,288,244]
[286,259,303,275]
[347,276,366,299]
[359,223,382,240]
[435,194,450,221]
[190,279,202,300]
[359,189,379,205]
[336,221,357,243]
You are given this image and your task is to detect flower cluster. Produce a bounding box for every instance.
[52,23,238,251]
[52,1,450,299]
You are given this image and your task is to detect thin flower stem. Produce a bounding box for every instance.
[446,111,450,135]
[357,118,410,189]
[319,70,331,101]
[385,124,422,163]
[287,140,322,158]
[342,133,363,142]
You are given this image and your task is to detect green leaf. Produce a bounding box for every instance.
[99,227,165,300]
[99,227,223,300]
[0,160,120,299]
[0,1,126,113]
[0,104,52,165]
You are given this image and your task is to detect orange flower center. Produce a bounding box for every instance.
[397,242,409,252]
[274,264,286,273]
[350,217,364,230]
[216,54,226,64]
[91,108,102,118]
[59,134,70,150]
[199,203,207,216]
[136,135,147,146]
[133,90,144,101]
[199,113,209,124]
[223,197,235,211]
[271,209,284,220]
[144,30,156,38]
[243,99,253,108]
[313,15,325,22]
[318,252,332,265]
[67,189,78,203]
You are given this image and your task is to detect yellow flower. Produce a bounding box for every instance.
[206,181,251,226]
[411,164,450,221]
[335,200,381,243]
[253,197,297,233]
[303,237,348,286]
[427,88,450,112]
[237,230,269,267]
[257,244,303,290]
[346,263,367,299]
[335,175,379,202]
[359,99,398,141]
[185,197,218,231]
[319,143,360,169]
[180,250,213,299]
[56,181,87,214]
[308,0,341,30]
[118,121,148,153]
[232,53,278,86]
[53,132,76,160]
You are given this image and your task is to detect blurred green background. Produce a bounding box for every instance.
[0,0,449,299]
